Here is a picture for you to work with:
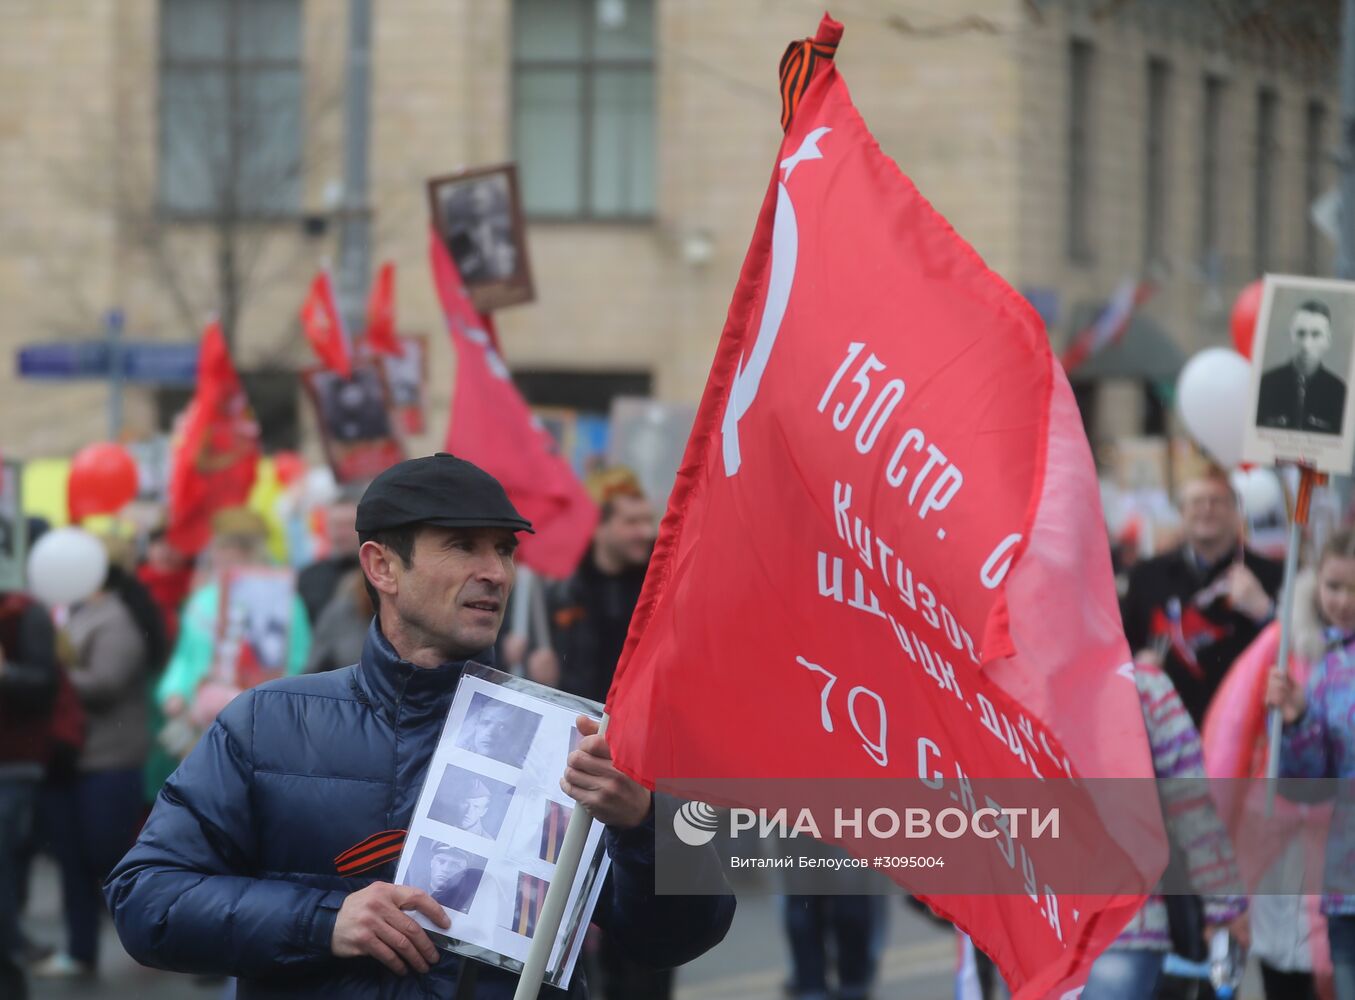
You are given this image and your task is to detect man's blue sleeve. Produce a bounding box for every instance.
[104,692,347,978]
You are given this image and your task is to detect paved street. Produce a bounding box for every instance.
[24,858,957,1000]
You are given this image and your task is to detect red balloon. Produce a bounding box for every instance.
[68,443,139,522]
[1230,280,1264,358]
[272,450,305,488]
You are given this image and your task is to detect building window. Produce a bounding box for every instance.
[158,0,304,217]
[512,0,656,220]
[1199,74,1225,272]
[1305,99,1328,274]
[1067,39,1095,263]
[1255,86,1278,272]
[1144,58,1170,269]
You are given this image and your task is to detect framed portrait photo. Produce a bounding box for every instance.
[1242,274,1355,475]
[427,164,535,313]
[301,363,405,485]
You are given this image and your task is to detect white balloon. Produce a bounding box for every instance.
[1230,467,1286,519]
[302,466,338,507]
[27,528,108,608]
[1177,348,1251,469]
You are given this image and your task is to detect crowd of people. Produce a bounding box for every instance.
[1,452,1354,1000]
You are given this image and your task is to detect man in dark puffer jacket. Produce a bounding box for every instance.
[105,454,733,997]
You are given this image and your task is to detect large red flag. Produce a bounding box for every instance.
[166,321,261,554]
[364,261,404,357]
[301,269,353,377]
[605,16,1162,997]
[429,229,598,578]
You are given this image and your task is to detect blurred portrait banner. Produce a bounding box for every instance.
[301,364,405,485]
[1243,273,1355,474]
[394,665,610,991]
[380,334,428,436]
[603,15,1161,999]
[209,567,297,690]
[0,460,24,591]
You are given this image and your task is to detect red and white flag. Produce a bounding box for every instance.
[166,321,261,555]
[301,269,353,377]
[605,16,1162,997]
[1059,278,1153,374]
[429,229,598,578]
[364,261,404,358]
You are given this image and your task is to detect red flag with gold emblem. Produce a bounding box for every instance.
[166,321,261,554]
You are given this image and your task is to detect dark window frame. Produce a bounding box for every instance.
[1255,86,1279,273]
[156,0,305,221]
[1144,57,1171,269]
[511,0,656,223]
[1199,74,1225,269]
[1067,38,1096,265]
[1304,98,1328,275]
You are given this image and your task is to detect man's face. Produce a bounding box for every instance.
[1290,308,1333,373]
[460,794,490,828]
[325,503,359,557]
[596,494,656,570]
[388,526,517,659]
[1180,477,1238,551]
[472,703,514,756]
[429,850,467,893]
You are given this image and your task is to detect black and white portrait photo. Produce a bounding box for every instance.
[428,764,514,841]
[427,164,535,313]
[1255,298,1348,435]
[454,692,542,769]
[312,366,394,444]
[403,838,487,915]
[1244,275,1355,475]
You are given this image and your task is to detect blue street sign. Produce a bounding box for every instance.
[122,343,199,384]
[17,342,111,378]
[17,341,199,385]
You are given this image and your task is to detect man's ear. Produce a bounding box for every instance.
[358,540,399,602]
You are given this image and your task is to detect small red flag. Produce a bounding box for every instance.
[301,270,353,377]
[165,321,260,554]
[429,229,598,578]
[364,262,404,357]
[604,16,1162,997]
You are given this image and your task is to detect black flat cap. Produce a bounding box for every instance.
[355,453,534,534]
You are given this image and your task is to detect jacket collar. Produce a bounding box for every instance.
[354,620,494,723]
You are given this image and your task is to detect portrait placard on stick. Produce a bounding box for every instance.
[301,364,405,484]
[1242,274,1355,474]
[0,461,24,592]
[427,164,535,313]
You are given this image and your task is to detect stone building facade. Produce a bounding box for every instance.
[0,0,1338,461]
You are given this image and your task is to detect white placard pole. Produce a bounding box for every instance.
[1265,466,1324,815]
[512,714,608,1000]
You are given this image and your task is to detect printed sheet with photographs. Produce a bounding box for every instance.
[1243,274,1355,474]
[395,665,610,988]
